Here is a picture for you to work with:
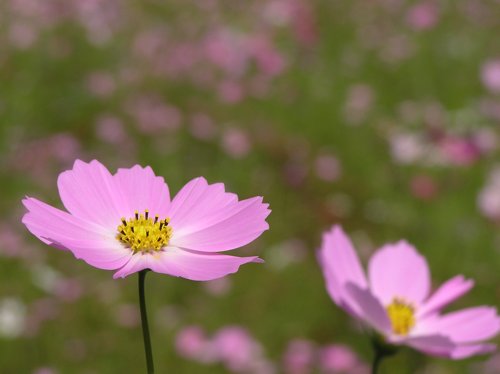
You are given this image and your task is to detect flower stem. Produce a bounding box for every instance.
[139,269,154,374]
[371,336,398,374]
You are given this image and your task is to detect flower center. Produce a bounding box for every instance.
[116,210,172,253]
[386,298,415,336]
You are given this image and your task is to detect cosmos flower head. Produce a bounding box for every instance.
[22,160,270,280]
[318,225,500,359]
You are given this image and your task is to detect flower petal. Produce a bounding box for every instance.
[113,247,262,280]
[113,165,171,218]
[406,335,496,359]
[22,197,132,270]
[418,275,474,318]
[168,177,270,252]
[57,160,125,228]
[368,241,430,306]
[344,283,391,335]
[318,225,368,316]
[417,307,500,344]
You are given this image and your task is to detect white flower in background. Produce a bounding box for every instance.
[0,297,26,338]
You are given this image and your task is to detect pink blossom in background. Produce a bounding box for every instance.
[32,368,58,374]
[115,304,140,328]
[221,128,252,158]
[481,59,500,94]
[127,96,182,134]
[478,167,500,221]
[22,160,270,280]
[439,136,480,166]
[54,278,83,302]
[282,339,316,374]
[189,113,217,141]
[406,2,439,31]
[319,344,368,374]
[203,277,232,296]
[86,71,116,98]
[318,225,500,359]
[95,115,127,144]
[314,154,341,182]
[218,80,245,103]
[343,84,375,125]
[8,22,37,49]
[410,174,438,200]
[176,326,213,362]
[213,326,263,372]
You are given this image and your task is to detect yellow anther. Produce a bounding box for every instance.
[116,210,172,253]
[386,298,415,336]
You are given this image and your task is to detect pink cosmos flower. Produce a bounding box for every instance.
[318,225,500,359]
[22,160,270,280]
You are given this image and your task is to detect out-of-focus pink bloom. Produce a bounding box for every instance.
[0,224,27,258]
[410,175,438,200]
[50,134,81,163]
[203,277,232,296]
[250,37,286,77]
[319,344,369,373]
[221,128,252,158]
[213,326,263,372]
[218,81,245,103]
[389,133,426,164]
[176,326,212,361]
[439,136,480,166]
[33,368,58,374]
[189,113,217,141]
[95,115,127,144]
[481,60,500,94]
[406,2,439,31]
[204,30,248,76]
[86,71,115,98]
[318,225,500,359]
[22,160,270,280]
[290,0,318,47]
[9,22,38,49]
[282,339,316,374]
[478,167,500,221]
[344,84,374,125]
[314,154,341,182]
[54,278,83,302]
[116,304,139,328]
[128,96,182,134]
[24,298,59,337]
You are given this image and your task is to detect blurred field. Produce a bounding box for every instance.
[1,0,500,373]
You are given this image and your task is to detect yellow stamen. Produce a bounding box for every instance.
[116,210,172,253]
[386,298,415,336]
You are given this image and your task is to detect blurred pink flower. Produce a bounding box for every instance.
[189,113,217,141]
[176,326,213,361]
[439,136,480,166]
[128,96,182,134]
[406,2,439,31]
[283,339,316,374]
[318,225,500,359]
[481,60,500,94]
[95,115,127,144]
[314,154,341,182]
[221,128,252,158]
[22,160,270,280]
[86,71,115,98]
[33,368,58,374]
[213,326,263,372]
[410,175,438,200]
[319,344,368,373]
[116,304,140,328]
[478,167,500,221]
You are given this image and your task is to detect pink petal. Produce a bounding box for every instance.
[22,197,132,270]
[318,225,368,314]
[168,177,270,252]
[407,335,496,359]
[57,160,125,228]
[113,247,262,280]
[418,275,474,318]
[406,335,455,357]
[344,283,391,335]
[113,165,170,219]
[368,241,430,306]
[418,307,500,344]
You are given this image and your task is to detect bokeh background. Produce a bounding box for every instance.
[1,0,500,373]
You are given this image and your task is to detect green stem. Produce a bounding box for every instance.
[371,337,398,374]
[139,269,154,374]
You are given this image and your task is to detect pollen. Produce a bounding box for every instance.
[386,298,416,336]
[116,210,173,253]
